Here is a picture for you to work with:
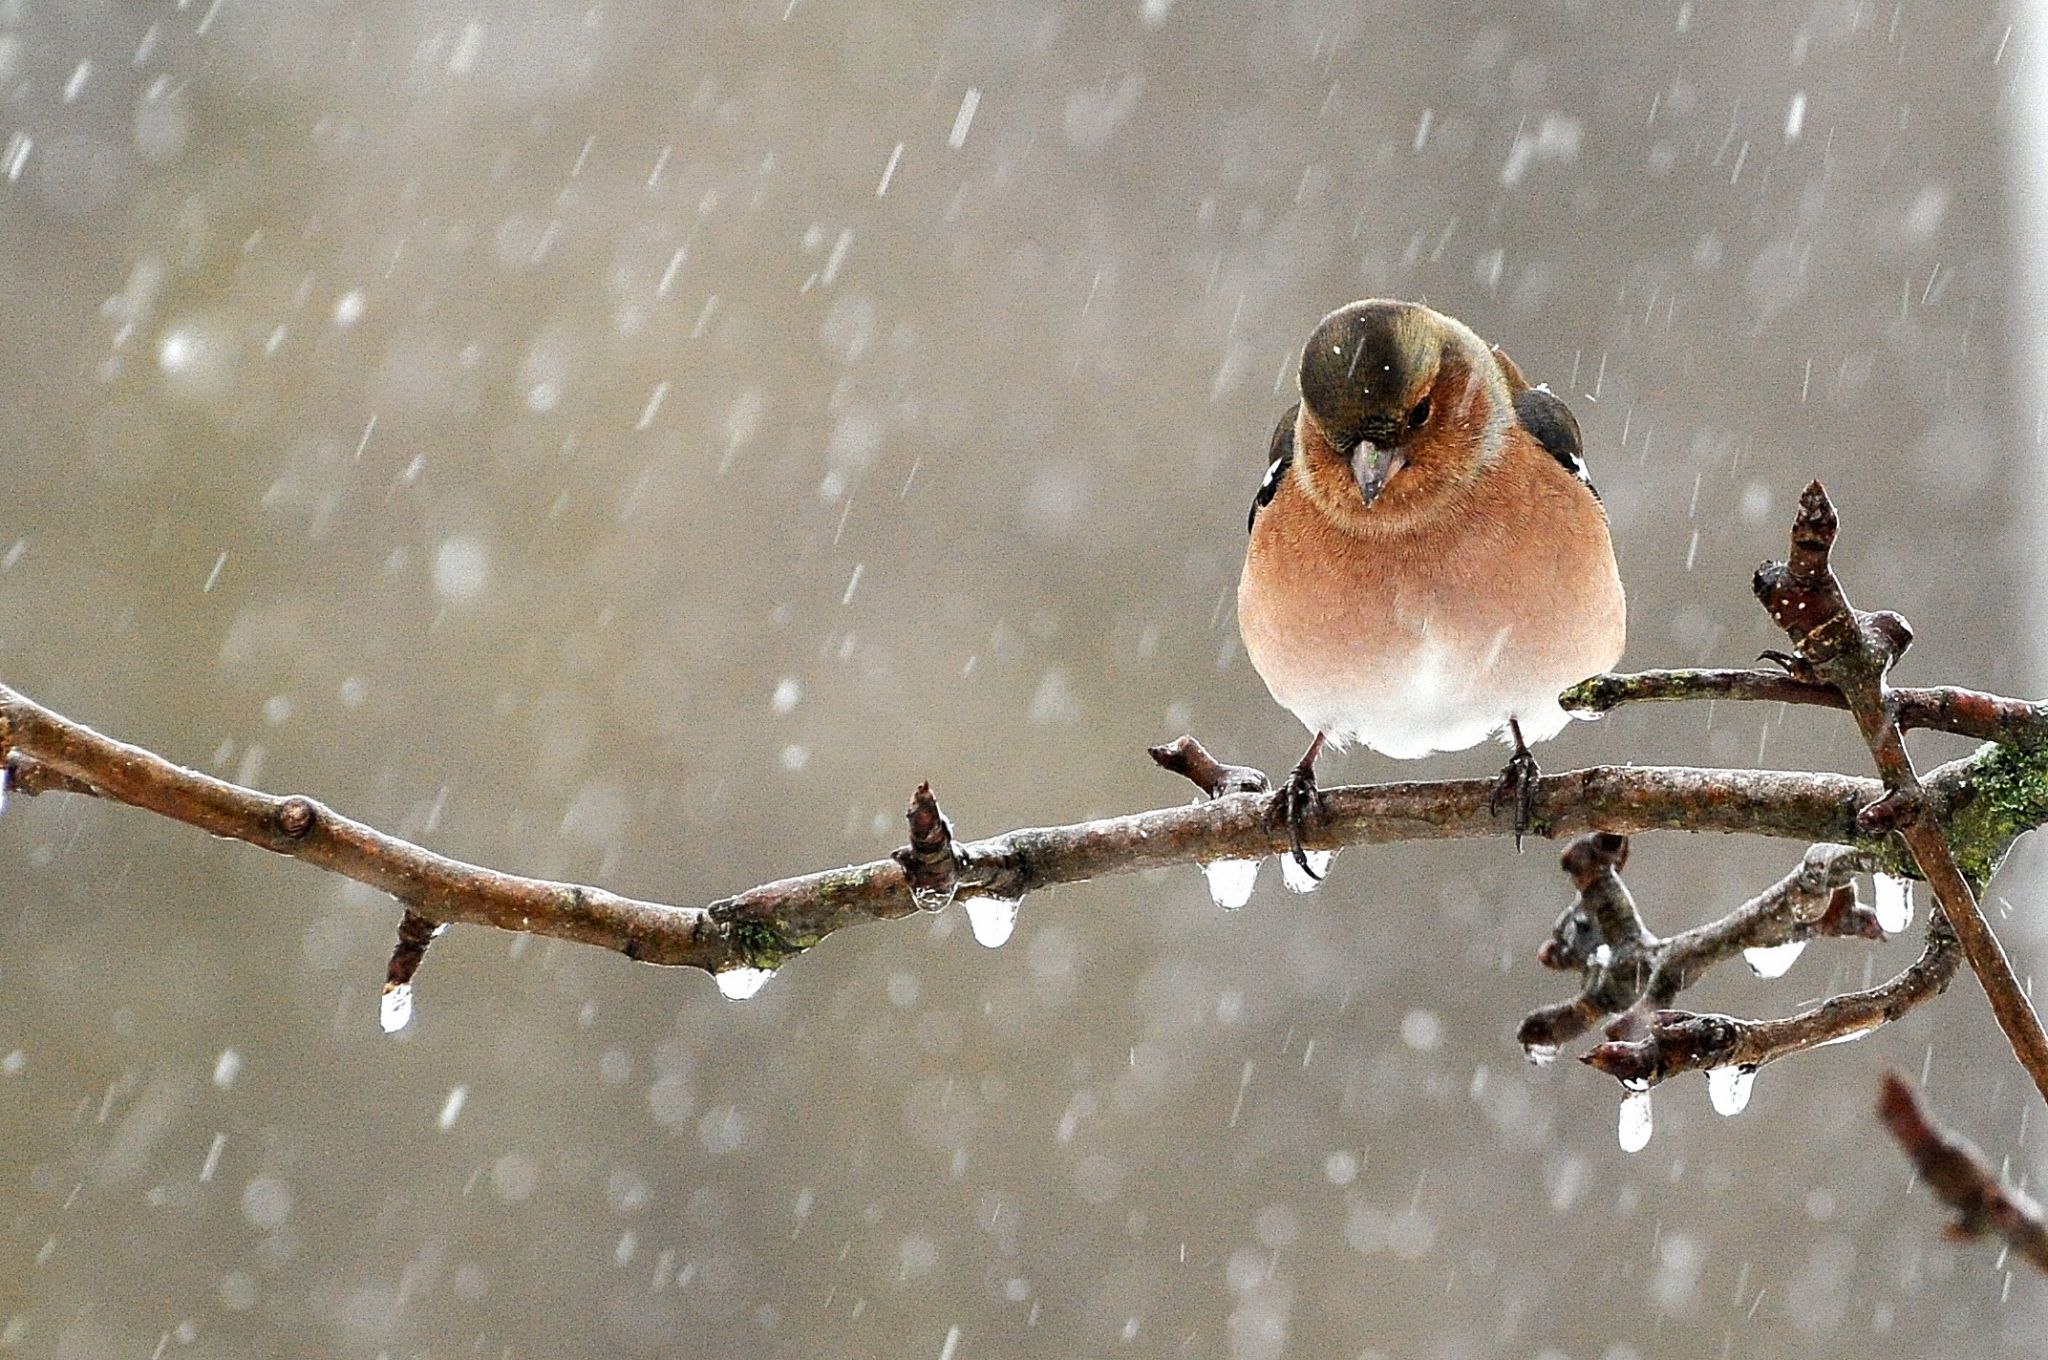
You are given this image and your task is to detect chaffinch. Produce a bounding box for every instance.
[1238,299,1626,870]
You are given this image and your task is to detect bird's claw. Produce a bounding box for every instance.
[1757,649,1822,685]
[1270,763,1325,880]
[1490,745,1541,851]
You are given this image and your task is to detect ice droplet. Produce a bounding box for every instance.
[1202,858,1260,910]
[1523,1043,1560,1068]
[1618,1088,1655,1152]
[1279,850,1334,893]
[714,967,774,1001]
[437,1085,468,1129]
[962,896,1019,949]
[908,882,954,913]
[1706,1065,1756,1116]
[379,983,414,1034]
[1742,939,1807,978]
[1873,874,1913,934]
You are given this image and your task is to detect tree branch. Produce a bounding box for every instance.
[1879,1072,2048,1275]
[1,482,2045,1096]
[2,678,2041,1007]
[1754,481,2048,1105]
[1520,834,1892,1063]
[1561,668,2048,747]
[0,677,1917,975]
[1580,920,1960,1087]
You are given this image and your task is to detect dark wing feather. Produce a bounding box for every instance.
[1248,402,1299,533]
[1511,383,1596,500]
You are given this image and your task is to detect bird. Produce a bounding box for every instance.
[1237,299,1625,871]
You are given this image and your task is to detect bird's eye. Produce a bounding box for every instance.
[1408,396,1432,428]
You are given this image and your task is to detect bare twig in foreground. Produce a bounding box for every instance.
[1879,1072,2048,1275]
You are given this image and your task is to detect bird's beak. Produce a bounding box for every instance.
[1349,441,1406,508]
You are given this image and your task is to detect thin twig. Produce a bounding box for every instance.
[1754,481,2048,1105]
[385,909,443,993]
[1520,835,1887,1058]
[1582,919,1959,1086]
[1561,668,2048,746]
[891,781,962,912]
[1149,735,1272,797]
[1879,1071,2048,1274]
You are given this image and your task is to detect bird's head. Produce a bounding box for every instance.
[1294,299,1508,532]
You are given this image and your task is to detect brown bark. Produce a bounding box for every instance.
[1879,1073,2048,1275]
[1752,481,2048,1105]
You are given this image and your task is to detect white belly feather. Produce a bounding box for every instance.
[1278,629,1579,760]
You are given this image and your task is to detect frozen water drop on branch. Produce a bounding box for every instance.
[1202,858,1259,910]
[379,983,414,1034]
[962,896,1018,949]
[1815,1021,1877,1048]
[1706,1065,1756,1116]
[1742,939,1806,978]
[1279,850,1333,893]
[714,967,774,1001]
[1873,874,1913,934]
[1618,1088,1654,1153]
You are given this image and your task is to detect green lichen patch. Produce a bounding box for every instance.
[724,915,813,971]
[1939,739,2048,887]
[1557,676,1619,713]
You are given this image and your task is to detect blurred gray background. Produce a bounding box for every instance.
[3,0,2045,1355]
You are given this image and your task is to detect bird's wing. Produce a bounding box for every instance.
[1491,344,1595,499]
[1489,342,1533,394]
[1248,402,1299,533]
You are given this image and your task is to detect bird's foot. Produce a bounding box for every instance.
[1758,649,1823,686]
[1489,720,1540,851]
[1270,761,1325,881]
